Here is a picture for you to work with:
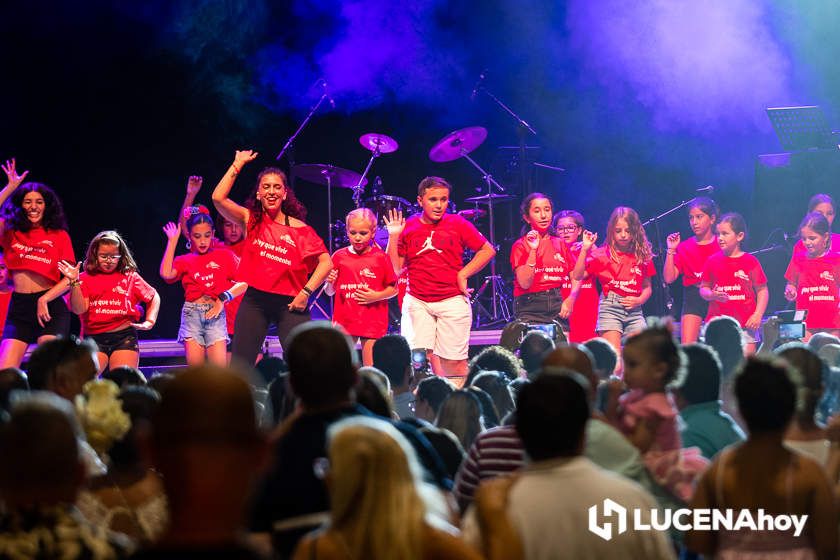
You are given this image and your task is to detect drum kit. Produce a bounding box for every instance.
[291,126,515,326]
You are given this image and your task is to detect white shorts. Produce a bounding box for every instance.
[401,293,472,360]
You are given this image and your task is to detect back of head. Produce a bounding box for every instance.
[372,335,412,389]
[776,343,826,421]
[26,336,98,398]
[703,316,744,379]
[109,386,160,469]
[516,369,590,461]
[677,344,722,405]
[808,332,840,353]
[0,367,28,412]
[102,365,146,388]
[355,368,393,418]
[541,343,595,379]
[266,373,296,426]
[436,390,484,450]
[327,416,424,558]
[153,364,260,452]
[582,338,618,379]
[285,322,358,409]
[415,376,453,414]
[818,343,840,368]
[735,357,795,435]
[519,331,555,375]
[255,357,288,388]
[0,392,81,505]
[470,371,514,420]
[468,386,500,428]
[467,345,521,385]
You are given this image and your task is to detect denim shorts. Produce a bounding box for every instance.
[178,302,230,347]
[596,292,646,335]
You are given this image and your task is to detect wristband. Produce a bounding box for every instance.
[219,290,233,303]
[667,249,676,255]
[231,163,241,175]
[68,279,81,288]
[302,286,313,296]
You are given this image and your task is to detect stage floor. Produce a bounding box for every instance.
[22,329,504,365]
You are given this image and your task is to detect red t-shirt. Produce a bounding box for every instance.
[79,271,157,335]
[331,246,398,339]
[784,252,840,330]
[561,242,599,342]
[675,237,720,287]
[509,235,573,297]
[398,214,487,302]
[793,233,840,259]
[701,253,767,327]
[169,248,239,302]
[221,240,245,334]
[585,247,656,298]
[236,216,328,296]
[0,290,11,332]
[1,228,75,283]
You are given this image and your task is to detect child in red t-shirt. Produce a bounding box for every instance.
[509,193,577,329]
[700,213,768,355]
[572,206,655,369]
[555,209,599,342]
[39,230,160,373]
[161,210,247,366]
[793,193,840,258]
[784,211,840,340]
[663,197,721,344]
[0,158,76,368]
[325,208,398,365]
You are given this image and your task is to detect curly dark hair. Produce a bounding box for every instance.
[246,167,307,231]
[1,183,68,233]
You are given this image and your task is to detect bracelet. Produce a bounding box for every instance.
[231,163,241,175]
[526,262,536,268]
[302,286,313,296]
[68,279,81,288]
[666,250,676,255]
[219,290,233,303]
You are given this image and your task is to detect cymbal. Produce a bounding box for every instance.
[428,126,488,162]
[458,208,487,221]
[359,133,399,154]
[464,193,515,204]
[292,164,367,189]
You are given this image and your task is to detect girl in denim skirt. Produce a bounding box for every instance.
[572,206,656,372]
[160,209,246,365]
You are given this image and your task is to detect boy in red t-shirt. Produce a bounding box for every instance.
[784,211,840,341]
[384,177,496,376]
[700,213,768,355]
[571,206,655,370]
[325,208,398,365]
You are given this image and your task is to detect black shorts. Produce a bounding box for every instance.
[87,327,139,356]
[513,288,570,330]
[681,284,709,318]
[2,290,71,344]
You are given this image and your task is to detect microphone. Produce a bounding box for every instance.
[695,185,715,194]
[320,79,336,108]
[470,70,487,101]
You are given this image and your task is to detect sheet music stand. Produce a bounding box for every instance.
[766,106,836,151]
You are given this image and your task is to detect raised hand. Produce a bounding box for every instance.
[581,230,598,249]
[2,158,29,190]
[57,260,81,282]
[233,150,259,168]
[162,222,180,241]
[186,175,203,196]
[525,230,540,250]
[383,209,405,236]
[666,232,680,251]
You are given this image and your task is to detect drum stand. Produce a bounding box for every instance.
[353,145,381,207]
[459,150,512,327]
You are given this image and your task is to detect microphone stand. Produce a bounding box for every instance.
[275,92,331,188]
[643,197,696,317]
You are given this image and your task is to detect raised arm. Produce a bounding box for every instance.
[384,209,406,274]
[571,230,597,281]
[212,150,259,228]
[0,158,30,238]
[662,232,680,284]
[178,175,203,240]
[160,222,181,281]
